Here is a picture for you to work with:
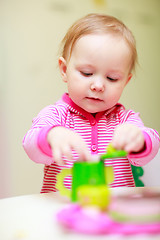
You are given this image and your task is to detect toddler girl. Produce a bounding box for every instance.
[23,14,159,193]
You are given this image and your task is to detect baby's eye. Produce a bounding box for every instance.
[107,76,118,81]
[80,71,93,77]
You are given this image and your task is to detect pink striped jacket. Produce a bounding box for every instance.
[23,93,159,193]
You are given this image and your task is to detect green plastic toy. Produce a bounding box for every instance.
[100,144,127,160]
[101,144,144,187]
[56,144,144,199]
[131,165,144,187]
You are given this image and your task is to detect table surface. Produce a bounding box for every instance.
[0,187,160,240]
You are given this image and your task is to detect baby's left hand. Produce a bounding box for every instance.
[112,123,145,153]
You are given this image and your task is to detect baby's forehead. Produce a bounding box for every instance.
[71,34,130,55]
[73,32,127,48]
[63,34,133,76]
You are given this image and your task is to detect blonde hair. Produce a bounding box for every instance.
[60,13,138,72]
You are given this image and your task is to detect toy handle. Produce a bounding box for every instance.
[56,168,72,198]
[105,166,114,185]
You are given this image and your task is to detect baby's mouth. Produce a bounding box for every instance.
[86,97,103,102]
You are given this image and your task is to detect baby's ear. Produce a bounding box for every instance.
[58,57,67,82]
[125,73,132,86]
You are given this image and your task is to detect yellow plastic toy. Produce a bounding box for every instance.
[77,184,111,211]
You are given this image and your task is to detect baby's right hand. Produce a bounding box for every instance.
[47,126,91,165]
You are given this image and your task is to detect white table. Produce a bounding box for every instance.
[0,188,160,240]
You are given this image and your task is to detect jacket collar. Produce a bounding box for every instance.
[62,93,123,121]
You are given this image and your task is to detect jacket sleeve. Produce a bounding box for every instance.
[120,109,160,166]
[22,104,67,165]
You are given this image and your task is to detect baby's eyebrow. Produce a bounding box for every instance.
[76,63,94,68]
[107,70,124,78]
[76,65,95,71]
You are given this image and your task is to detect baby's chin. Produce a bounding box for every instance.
[87,105,116,114]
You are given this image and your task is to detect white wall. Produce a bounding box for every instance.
[1,0,160,198]
[142,149,160,186]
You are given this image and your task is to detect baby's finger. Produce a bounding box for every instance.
[125,134,145,153]
[112,133,126,150]
[125,142,140,153]
[79,150,91,162]
[52,148,64,165]
[61,145,73,161]
[73,143,91,161]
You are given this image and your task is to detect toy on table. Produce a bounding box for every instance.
[57,188,160,235]
[56,144,160,235]
[56,144,127,204]
[56,159,114,205]
[56,143,144,201]
[109,188,160,224]
[56,144,128,211]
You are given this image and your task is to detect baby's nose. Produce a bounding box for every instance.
[91,78,105,92]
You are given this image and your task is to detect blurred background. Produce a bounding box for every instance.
[0,0,160,198]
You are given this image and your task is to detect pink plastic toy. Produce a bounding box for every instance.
[57,204,160,235]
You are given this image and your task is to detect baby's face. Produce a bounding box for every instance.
[60,34,132,113]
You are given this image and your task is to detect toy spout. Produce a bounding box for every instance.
[100,144,127,161]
